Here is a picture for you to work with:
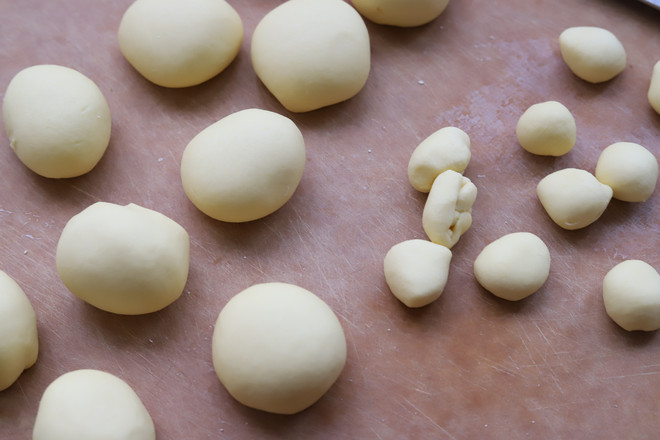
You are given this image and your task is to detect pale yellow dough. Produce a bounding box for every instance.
[351,0,450,27]
[2,64,111,178]
[181,108,305,222]
[384,239,452,308]
[473,232,551,301]
[595,142,658,203]
[118,0,243,88]
[603,260,660,332]
[0,271,38,391]
[251,0,370,112]
[33,369,155,440]
[516,101,576,156]
[212,283,347,415]
[559,26,626,83]
[649,60,660,114]
[56,202,190,315]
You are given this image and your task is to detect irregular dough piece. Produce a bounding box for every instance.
[649,60,660,115]
[33,369,155,440]
[595,142,658,202]
[384,239,452,308]
[56,202,190,315]
[408,126,471,193]
[2,64,111,178]
[118,0,243,88]
[559,26,626,83]
[212,283,347,414]
[516,101,576,156]
[181,108,305,222]
[536,168,612,230]
[603,260,660,331]
[351,0,450,27]
[251,0,370,112]
[423,170,477,248]
[473,232,551,301]
[0,271,38,391]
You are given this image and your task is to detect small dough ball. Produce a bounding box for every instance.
[649,60,660,115]
[33,369,155,440]
[384,239,452,308]
[474,232,551,301]
[0,271,38,391]
[423,170,477,248]
[118,0,243,88]
[2,64,111,178]
[251,0,370,112]
[212,283,347,414]
[351,0,450,27]
[516,101,576,156]
[181,108,305,222]
[56,202,190,315]
[559,26,626,83]
[408,126,471,193]
[536,168,612,230]
[595,142,658,202]
[603,260,660,332]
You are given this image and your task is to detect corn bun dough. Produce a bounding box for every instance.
[351,0,450,27]
[516,101,576,156]
[595,142,658,202]
[559,26,626,83]
[649,60,660,115]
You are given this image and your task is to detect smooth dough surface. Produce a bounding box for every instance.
[559,26,626,83]
[212,282,347,414]
[649,60,660,115]
[56,202,190,315]
[473,232,551,301]
[32,369,155,440]
[2,64,111,178]
[516,101,576,156]
[351,0,450,27]
[118,0,243,88]
[181,108,305,222]
[595,141,658,202]
[251,0,370,112]
[603,260,660,332]
[0,271,38,391]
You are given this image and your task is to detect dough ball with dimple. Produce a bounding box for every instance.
[595,142,658,202]
[251,0,370,112]
[212,283,347,414]
[649,60,660,115]
[56,202,190,315]
[516,101,576,156]
[2,64,111,178]
[0,271,38,391]
[603,260,660,332]
[118,0,243,88]
[559,26,626,83]
[32,369,155,440]
[536,168,612,230]
[474,232,551,301]
[351,0,450,27]
[181,108,305,222]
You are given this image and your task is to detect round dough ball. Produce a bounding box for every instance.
[516,101,576,156]
[603,260,660,331]
[2,64,111,178]
[251,0,371,112]
[32,369,155,440]
[118,0,243,88]
[474,232,551,301]
[0,271,38,391]
[595,142,658,202]
[559,26,626,83]
[351,0,450,27]
[181,108,305,222]
[212,282,347,414]
[649,60,660,115]
[56,202,190,315]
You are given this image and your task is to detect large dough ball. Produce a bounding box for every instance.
[180,108,305,222]
[56,202,190,315]
[118,0,243,88]
[32,369,155,440]
[559,26,626,83]
[212,283,347,414]
[0,271,38,391]
[595,141,658,202]
[251,0,371,112]
[2,64,111,178]
[351,0,450,27]
[516,101,576,156]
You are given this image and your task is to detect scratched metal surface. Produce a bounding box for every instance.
[0,0,659,438]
